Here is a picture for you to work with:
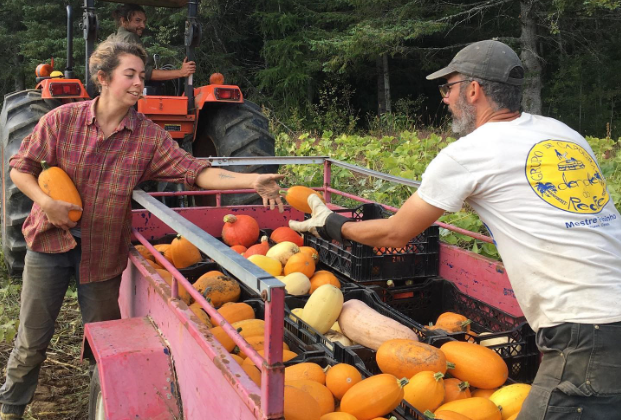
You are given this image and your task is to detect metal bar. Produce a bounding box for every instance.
[131,190,285,301]
[203,156,328,166]
[323,160,332,203]
[326,158,422,188]
[262,286,285,418]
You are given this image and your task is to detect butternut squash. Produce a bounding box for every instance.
[440,341,508,389]
[301,285,344,334]
[338,300,419,350]
[266,241,300,265]
[340,374,408,420]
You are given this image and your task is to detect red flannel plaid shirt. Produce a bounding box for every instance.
[10,98,211,283]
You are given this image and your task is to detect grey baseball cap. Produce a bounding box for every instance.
[426,40,524,86]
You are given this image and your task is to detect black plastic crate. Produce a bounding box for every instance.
[369,278,539,383]
[283,288,431,354]
[303,203,439,283]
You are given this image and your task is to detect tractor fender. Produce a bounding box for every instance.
[82,317,181,420]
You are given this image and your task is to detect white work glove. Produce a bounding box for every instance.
[289,194,351,243]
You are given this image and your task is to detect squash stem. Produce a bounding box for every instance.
[40,160,50,171]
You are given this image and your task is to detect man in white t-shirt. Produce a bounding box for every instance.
[290,40,621,419]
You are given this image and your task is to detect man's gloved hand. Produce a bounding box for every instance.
[289,195,351,244]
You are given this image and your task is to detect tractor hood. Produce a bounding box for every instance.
[102,0,187,8]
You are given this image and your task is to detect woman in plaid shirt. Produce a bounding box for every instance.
[0,40,284,419]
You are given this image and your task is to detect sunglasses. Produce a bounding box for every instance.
[438,79,473,98]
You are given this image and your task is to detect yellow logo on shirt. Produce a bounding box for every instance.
[526,140,609,214]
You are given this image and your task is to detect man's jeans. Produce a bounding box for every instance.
[518,322,621,419]
[0,246,121,407]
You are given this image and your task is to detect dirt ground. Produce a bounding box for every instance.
[0,284,89,420]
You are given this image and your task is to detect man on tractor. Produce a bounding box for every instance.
[106,3,196,82]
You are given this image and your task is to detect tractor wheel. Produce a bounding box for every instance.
[88,366,106,420]
[0,90,60,275]
[193,100,278,206]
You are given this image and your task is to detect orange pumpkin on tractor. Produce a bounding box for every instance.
[0,0,277,275]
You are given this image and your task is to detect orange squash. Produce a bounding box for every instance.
[320,413,357,420]
[209,326,240,352]
[340,374,408,420]
[231,319,265,339]
[286,379,335,416]
[244,236,270,257]
[236,335,290,359]
[271,226,304,246]
[309,270,341,293]
[435,397,501,420]
[193,274,240,308]
[38,160,82,221]
[325,363,362,400]
[440,342,508,389]
[284,186,325,214]
[155,269,192,305]
[230,244,247,254]
[430,312,472,333]
[222,214,260,247]
[188,302,213,327]
[169,234,202,268]
[471,388,497,399]
[377,339,448,378]
[134,245,155,261]
[284,251,316,277]
[300,246,320,262]
[210,302,255,326]
[284,385,321,420]
[285,362,326,384]
[147,259,164,270]
[241,364,261,386]
[403,371,445,413]
[242,349,298,367]
[429,410,473,420]
[443,378,471,403]
[230,353,244,365]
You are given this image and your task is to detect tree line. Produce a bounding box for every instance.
[1,0,620,137]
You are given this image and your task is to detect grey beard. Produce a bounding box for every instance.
[451,90,477,136]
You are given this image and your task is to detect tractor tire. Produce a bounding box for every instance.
[193,100,278,206]
[88,366,106,420]
[0,90,60,275]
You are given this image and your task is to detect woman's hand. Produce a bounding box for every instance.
[252,174,285,212]
[40,196,82,230]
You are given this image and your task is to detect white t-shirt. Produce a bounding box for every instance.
[418,113,621,332]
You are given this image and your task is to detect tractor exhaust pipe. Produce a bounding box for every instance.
[65,5,75,79]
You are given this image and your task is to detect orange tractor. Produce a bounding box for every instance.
[0,0,277,275]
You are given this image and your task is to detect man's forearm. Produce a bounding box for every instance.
[195,167,258,190]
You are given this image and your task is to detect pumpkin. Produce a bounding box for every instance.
[284,385,321,420]
[281,272,312,295]
[338,301,419,350]
[285,362,326,384]
[230,245,247,254]
[188,302,213,327]
[403,371,445,413]
[210,302,255,326]
[284,186,325,214]
[247,254,282,276]
[266,241,300,266]
[155,269,192,305]
[193,274,240,308]
[435,397,501,420]
[271,226,304,246]
[134,245,154,261]
[221,214,260,247]
[440,341,508,389]
[377,339,448,378]
[340,374,408,420]
[169,234,202,268]
[286,379,335,415]
[243,236,270,258]
[284,251,316,277]
[443,378,471,403]
[488,384,531,420]
[242,349,298,367]
[325,363,362,400]
[237,335,290,359]
[153,244,173,264]
[309,271,341,293]
[300,246,320,262]
[37,160,82,221]
[320,413,357,420]
[209,72,225,84]
[301,285,344,334]
[241,364,261,387]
